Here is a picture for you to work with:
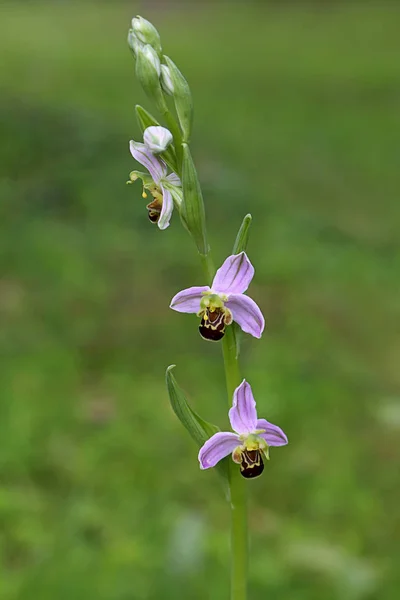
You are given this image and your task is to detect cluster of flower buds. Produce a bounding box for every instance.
[127,17,288,482]
[128,16,193,142]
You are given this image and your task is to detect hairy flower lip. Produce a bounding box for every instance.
[198,380,288,477]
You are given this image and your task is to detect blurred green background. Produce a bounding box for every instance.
[1,1,399,599]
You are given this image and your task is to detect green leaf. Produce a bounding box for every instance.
[135,106,178,174]
[166,366,229,483]
[232,213,252,254]
[163,56,193,143]
[166,365,218,445]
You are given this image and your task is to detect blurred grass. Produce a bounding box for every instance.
[0,1,399,599]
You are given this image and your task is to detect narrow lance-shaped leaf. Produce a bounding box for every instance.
[166,365,219,445]
[135,105,178,174]
[164,56,193,143]
[231,214,252,358]
[166,366,229,483]
[181,143,208,256]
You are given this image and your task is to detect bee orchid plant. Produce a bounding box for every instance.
[126,16,288,600]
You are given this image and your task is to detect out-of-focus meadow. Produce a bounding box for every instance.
[1,1,399,598]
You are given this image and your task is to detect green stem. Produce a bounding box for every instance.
[222,327,248,600]
[229,466,248,600]
[198,255,248,600]
[222,326,241,398]
[199,251,215,286]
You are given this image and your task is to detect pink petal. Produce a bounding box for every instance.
[170,286,209,313]
[129,140,167,183]
[211,252,254,294]
[198,432,240,469]
[158,185,173,230]
[225,294,265,338]
[229,380,258,435]
[257,418,288,446]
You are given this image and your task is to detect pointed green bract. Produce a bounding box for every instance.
[181,143,208,255]
[166,365,218,446]
[135,105,160,133]
[164,56,193,143]
[231,214,252,357]
[232,213,252,255]
[166,366,229,483]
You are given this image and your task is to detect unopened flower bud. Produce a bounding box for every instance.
[127,28,142,58]
[136,44,166,110]
[138,44,160,77]
[160,64,174,96]
[143,126,173,154]
[132,16,162,57]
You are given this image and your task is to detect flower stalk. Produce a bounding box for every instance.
[229,460,248,600]
[222,327,248,600]
[126,17,288,600]
[198,253,248,599]
[197,260,248,600]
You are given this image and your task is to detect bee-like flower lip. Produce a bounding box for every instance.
[198,380,288,475]
[170,253,265,339]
